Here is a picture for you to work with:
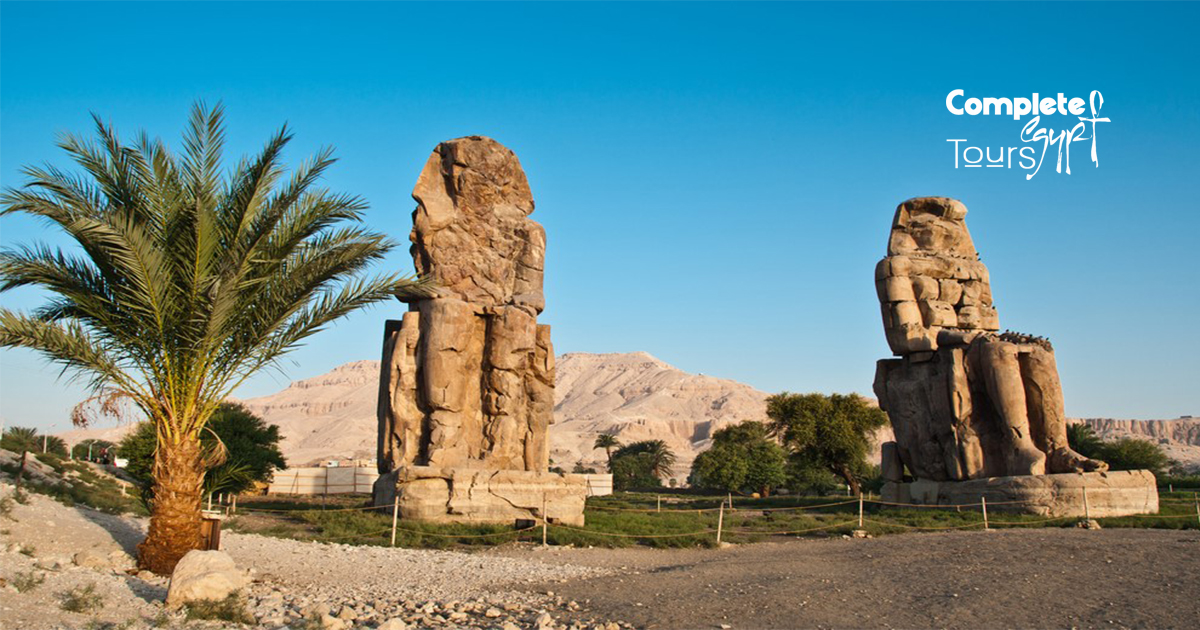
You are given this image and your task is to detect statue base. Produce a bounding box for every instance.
[372,466,587,526]
[881,470,1159,517]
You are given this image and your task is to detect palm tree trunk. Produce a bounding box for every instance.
[137,435,205,574]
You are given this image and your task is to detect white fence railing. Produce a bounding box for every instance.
[266,468,614,497]
[268,467,378,495]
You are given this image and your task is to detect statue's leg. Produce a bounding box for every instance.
[1019,345,1108,473]
[978,339,1046,476]
[419,299,484,467]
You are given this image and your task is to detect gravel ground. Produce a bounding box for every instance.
[514,528,1200,629]
[0,483,620,629]
[6,476,1198,630]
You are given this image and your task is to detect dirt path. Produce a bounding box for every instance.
[519,529,1200,629]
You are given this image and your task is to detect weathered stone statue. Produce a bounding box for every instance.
[373,136,585,525]
[873,197,1157,516]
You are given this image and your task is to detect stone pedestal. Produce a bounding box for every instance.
[373,466,587,526]
[881,470,1159,517]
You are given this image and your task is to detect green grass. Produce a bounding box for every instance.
[222,489,1199,552]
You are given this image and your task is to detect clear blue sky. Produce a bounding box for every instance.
[2,2,1197,435]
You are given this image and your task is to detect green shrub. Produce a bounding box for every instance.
[183,594,255,624]
[12,570,45,593]
[60,584,105,613]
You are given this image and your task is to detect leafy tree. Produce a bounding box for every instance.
[119,402,286,503]
[593,433,621,465]
[690,421,787,496]
[0,103,426,573]
[1066,423,1104,459]
[1097,438,1173,476]
[2,426,39,491]
[73,439,114,462]
[571,462,597,474]
[766,392,887,495]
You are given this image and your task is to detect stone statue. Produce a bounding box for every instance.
[377,135,554,474]
[374,136,584,525]
[873,197,1155,516]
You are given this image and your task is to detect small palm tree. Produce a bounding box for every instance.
[612,439,677,480]
[1,426,39,491]
[593,433,621,465]
[0,103,426,573]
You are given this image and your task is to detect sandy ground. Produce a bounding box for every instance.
[4,472,1198,629]
[511,529,1200,629]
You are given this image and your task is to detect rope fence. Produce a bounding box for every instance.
[220,487,1199,550]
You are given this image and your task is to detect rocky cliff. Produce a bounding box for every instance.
[1077,417,1200,471]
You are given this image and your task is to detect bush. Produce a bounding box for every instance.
[1097,438,1173,476]
[12,570,45,593]
[183,594,255,624]
[60,583,105,613]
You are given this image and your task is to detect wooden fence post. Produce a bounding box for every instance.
[390,495,399,547]
[232,495,237,515]
[981,496,989,530]
[858,493,864,529]
[1083,486,1091,523]
[716,503,725,546]
[542,493,548,547]
[657,495,661,512]
[1194,492,1198,527]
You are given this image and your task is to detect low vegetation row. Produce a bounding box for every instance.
[219,489,1200,551]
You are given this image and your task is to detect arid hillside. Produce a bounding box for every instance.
[57,353,1200,475]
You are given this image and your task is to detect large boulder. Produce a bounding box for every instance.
[165,550,247,607]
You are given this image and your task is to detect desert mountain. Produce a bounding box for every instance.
[240,351,773,481]
[56,352,1200,475]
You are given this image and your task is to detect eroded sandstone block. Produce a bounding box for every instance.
[881,470,1159,518]
[374,466,587,527]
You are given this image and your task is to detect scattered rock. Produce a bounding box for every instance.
[73,549,110,570]
[165,549,248,607]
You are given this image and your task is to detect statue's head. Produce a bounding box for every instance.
[877,197,999,355]
[407,136,545,311]
[887,197,977,259]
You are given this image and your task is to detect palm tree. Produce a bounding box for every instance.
[593,433,621,465]
[612,439,677,480]
[1066,422,1104,459]
[0,103,426,574]
[1,426,39,491]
